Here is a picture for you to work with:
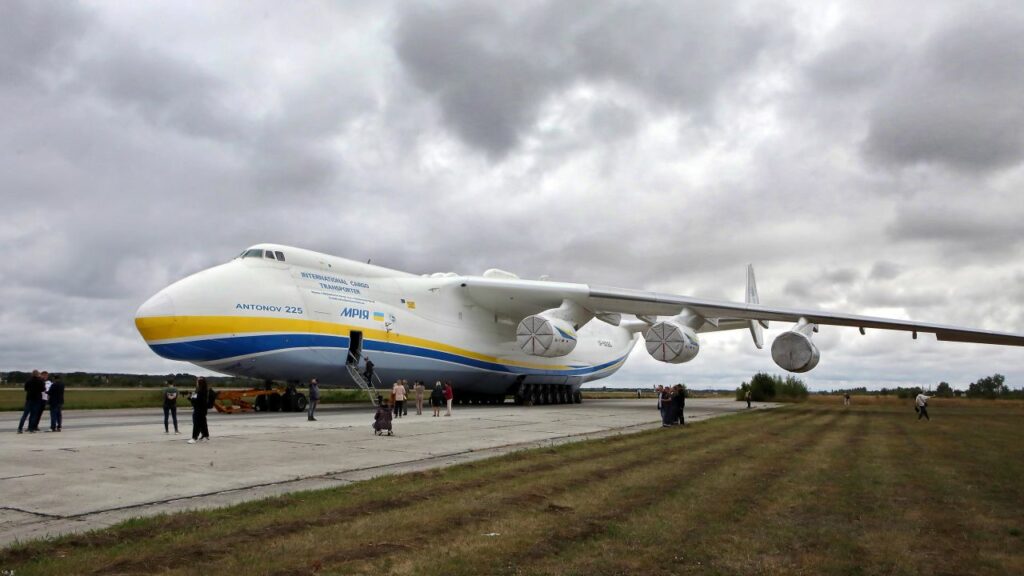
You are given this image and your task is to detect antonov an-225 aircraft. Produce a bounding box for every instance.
[135,243,1024,405]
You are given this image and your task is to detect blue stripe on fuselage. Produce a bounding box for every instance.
[148,334,626,376]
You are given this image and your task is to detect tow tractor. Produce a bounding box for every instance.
[211,382,308,414]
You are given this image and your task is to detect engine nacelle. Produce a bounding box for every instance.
[517,314,578,357]
[771,330,821,373]
[644,321,700,364]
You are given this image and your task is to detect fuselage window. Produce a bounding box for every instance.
[275,251,285,261]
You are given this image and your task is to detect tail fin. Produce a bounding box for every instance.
[746,264,759,305]
[747,264,765,349]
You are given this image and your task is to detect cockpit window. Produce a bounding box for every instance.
[242,249,263,259]
[274,251,285,261]
[264,250,276,259]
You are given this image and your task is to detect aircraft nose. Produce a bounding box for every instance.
[135,289,177,345]
[137,290,176,319]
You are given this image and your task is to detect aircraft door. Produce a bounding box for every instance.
[347,331,363,365]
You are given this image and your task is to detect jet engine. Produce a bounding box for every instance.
[517,313,579,357]
[771,320,820,373]
[644,320,700,364]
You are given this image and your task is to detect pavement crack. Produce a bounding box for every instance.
[0,507,64,520]
[0,473,46,481]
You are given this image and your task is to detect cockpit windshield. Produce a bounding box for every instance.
[239,248,286,262]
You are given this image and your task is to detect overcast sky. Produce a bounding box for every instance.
[2,0,1023,390]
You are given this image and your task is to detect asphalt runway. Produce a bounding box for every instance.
[0,398,775,547]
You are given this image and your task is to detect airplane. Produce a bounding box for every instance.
[135,243,1024,407]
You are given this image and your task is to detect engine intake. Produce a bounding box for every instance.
[517,314,578,357]
[644,321,700,364]
[771,330,820,373]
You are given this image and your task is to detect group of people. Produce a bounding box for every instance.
[161,376,212,443]
[656,384,686,427]
[17,370,65,433]
[306,375,457,436]
[386,379,454,418]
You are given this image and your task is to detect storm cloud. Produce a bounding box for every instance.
[1,0,1022,391]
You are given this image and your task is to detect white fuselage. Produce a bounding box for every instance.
[135,244,636,394]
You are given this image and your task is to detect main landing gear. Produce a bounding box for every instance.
[513,384,582,406]
[250,382,307,413]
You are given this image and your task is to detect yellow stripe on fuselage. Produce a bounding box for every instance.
[134,315,577,371]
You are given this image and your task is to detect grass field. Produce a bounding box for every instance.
[2,397,1022,575]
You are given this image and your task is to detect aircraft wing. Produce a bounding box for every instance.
[458,277,1024,346]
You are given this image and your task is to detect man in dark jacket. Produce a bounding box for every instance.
[188,377,211,444]
[307,378,320,421]
[672,384,686,425]
[363,357,375,383]
[163,379,180,434]
[32,371,51,431]
[48,375,66,432]
[18,370,44,433]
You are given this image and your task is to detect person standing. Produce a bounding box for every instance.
[48,375,65,432]
[673,384,686,425]
[745,389,752,409]
[188,377,211,444]
[18,370,44,434]
[655,385,665,421]
[393,380,407,418]
[915,392,931,421]
[363,356,375,384]
[308,377,320,421]
[33,371,51,432]
[843,392,851,407]
[41,371,51,417]
[431,382,444,417]
[660,386,674,427]
[413,381,425,415]
[162,379,180,434]
[443,381,454,416]
[401,380,409,416]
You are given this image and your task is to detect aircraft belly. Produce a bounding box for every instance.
[194,330,632,393]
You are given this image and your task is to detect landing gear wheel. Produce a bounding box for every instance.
[295,393,308,412]
[267,393,282,412]
[573,390,583,404]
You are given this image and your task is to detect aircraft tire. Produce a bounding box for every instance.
[295,393,308,412]
[267,393,282,412]
[573,390,582,404]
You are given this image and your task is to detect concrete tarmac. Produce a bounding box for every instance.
[0,398,774,547]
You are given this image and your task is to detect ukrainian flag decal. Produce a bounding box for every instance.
[373,311,385,321]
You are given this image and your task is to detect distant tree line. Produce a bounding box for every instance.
[829,374,1020,399]
[736,372,809,402]
[0,371,258,388]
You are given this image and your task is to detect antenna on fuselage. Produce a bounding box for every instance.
[367,258,372,264]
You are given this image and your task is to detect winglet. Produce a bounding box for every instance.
[747,264,765,349]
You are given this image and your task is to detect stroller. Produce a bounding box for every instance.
[373,397,393,436]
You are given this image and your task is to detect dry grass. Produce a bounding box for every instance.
[2,397,1022,575]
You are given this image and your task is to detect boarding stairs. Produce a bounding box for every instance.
[346,360,383,407]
